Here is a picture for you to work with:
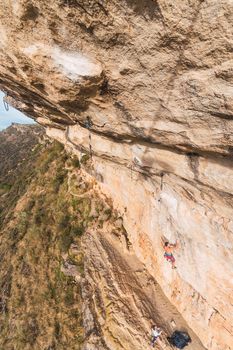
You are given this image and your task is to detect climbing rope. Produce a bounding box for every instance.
[84,117,93,158]
[3,94,9,111]
[158,172,165,204]
[160,172,164,191]
[88,131,92,158]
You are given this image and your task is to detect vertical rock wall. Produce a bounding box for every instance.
[0,1,233,349]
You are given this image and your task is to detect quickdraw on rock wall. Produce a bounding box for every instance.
[3,94,9,111]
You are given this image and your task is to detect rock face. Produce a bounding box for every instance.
[0,1,233,349]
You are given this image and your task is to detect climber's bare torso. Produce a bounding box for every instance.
[163,242,177,269]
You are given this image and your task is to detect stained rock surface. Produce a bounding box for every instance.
[0,1,233,349]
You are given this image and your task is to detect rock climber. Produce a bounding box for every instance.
[163,241,177,269]
[151,325,162,347]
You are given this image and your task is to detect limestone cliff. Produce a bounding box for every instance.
[0,1,233,350]
[1,126,203,350]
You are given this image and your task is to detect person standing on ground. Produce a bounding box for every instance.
[163,241,177,269]
[151,325,162,347]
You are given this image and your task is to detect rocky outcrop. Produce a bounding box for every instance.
[0,1,233,349]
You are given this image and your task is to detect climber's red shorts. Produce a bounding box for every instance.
[164,253,175,263]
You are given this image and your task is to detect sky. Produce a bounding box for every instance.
[0,91,35,130]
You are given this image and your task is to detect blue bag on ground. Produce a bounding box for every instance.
[168,330,191,349]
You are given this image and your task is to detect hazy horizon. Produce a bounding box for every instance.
[0,91,35,130]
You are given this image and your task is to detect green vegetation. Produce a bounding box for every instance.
[71,156,81,169]
[80,153,90,165]
[0,182,12,194]
[0,140,86,350]
[0,127,119,350]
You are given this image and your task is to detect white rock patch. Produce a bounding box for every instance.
[22,44,102,80]
[51,46,101,79]
[22,44,43,55]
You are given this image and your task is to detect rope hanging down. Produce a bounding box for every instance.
[160,172,164,191]
[158,172,165,204]
[3,94,9,111]
[84,117,93,158]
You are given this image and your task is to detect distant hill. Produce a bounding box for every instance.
[0,123,44,193]
[0,131,85,350]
